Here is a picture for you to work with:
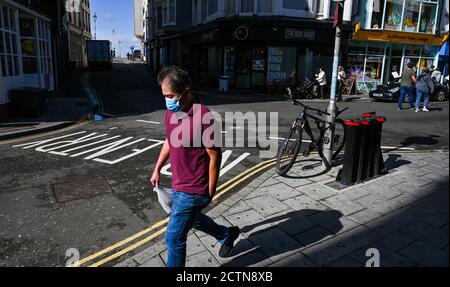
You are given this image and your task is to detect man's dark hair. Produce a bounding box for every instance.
[157,66,192,94]
[407,62,414,69]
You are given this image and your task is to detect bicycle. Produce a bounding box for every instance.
[275,102,348,176]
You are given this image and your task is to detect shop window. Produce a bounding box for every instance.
[347,54,365,81]
[1,5,20,77]
[20,16,37,74]
[208,0,218,15]
[370,0,385,29]
[258,0,272,13]
[226,0,236,15]
[384,0,403,31]
[365,56,383,82]
[266,46,297,85]
[283,0,306,10]
[240,0,254,13]
[402,1,420,32]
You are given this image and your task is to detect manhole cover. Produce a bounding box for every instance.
[52,176,112,203]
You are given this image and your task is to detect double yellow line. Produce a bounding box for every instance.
[70,157,280,267]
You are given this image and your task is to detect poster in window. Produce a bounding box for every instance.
[20,17,35,37]
[22,57,37,74]
[21,39,36,56]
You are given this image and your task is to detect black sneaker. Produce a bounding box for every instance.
[219,226,240,258]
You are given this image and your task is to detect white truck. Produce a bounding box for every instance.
[86,40,113,70]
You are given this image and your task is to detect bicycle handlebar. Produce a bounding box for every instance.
[298,101,349,120]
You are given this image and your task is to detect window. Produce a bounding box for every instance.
[266,46,297,84]
[208,0,218,15]
[419,2,437,33]
[240,0,254,13]
[202,0,207,21]
[258,0,272,13]
[169,0,175,23]
[384,0,403,30]
[283,0,306,10]
[156,5,162,30]
[192,0,198,24]
[0,5,20,77]
[402,1,420,32]
[378,0,439,33]
[347,43,385,83]
[38,20,52,75]
[316,0,325,18]
[226,0,236,15]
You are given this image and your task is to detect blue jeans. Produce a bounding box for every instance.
[415,91,430,109]
[398,86,415,109]
[165,190,229,267]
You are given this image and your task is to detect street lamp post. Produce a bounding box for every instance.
[112,29,115,57]
[93,12,97,40]
[118,40,121,58]
[323,0,345,167]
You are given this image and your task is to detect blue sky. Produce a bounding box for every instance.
[90,0,141,57]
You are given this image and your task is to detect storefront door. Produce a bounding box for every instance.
[251,47,266,88]
[235,47,251,89]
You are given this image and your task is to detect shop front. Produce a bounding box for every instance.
[0,1,54,119]
[349,28,444,93]
[352,0,445,93]
[183,18,345,91]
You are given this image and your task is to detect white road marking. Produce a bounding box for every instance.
[13,131,165,165]
[109,127,118,130]
[136,120,161,125]
[160,150,250,178]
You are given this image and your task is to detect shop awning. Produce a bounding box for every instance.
[352,28,444,46]
[439,41,449,59]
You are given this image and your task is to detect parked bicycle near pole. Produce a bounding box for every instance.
[275,101,348,176]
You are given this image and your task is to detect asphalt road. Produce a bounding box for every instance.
[0,58,448,266]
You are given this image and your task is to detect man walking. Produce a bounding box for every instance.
[398,62,416,110]
[315,67,327,100]
[151,66,240,267]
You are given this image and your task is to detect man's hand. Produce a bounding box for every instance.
[151,139,169,188]
[151,169,160,187]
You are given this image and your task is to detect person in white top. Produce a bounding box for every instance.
[337,65,346,102]
[430,65,442,83]
[315,67,327,99]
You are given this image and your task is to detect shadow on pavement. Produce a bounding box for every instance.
[384,154,412,170]
[223,177,449,267]
[222,209,344,267]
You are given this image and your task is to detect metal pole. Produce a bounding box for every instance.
[93,12,97,40]
[323,0,345,167]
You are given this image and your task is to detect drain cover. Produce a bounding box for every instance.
[52,176,112,203]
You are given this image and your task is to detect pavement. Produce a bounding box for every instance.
[115,150,449,267]
[0,70,97,141]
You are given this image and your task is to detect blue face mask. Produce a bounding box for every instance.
[165,97,182,112]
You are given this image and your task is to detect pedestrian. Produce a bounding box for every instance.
[414,67,434,112]
[337,65,346,102]
[398,62,416,111]
[151,66,240,267]
[315,67,327,100]
[430,65,442,83]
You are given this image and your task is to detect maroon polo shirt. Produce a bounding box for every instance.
[165,103,219,195]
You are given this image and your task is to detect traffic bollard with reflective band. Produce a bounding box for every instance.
[341,120,362,185]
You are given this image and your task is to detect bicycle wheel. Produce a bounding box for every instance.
[332,119,346,159]
[276,125,303,176]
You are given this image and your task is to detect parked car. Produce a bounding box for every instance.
[369,77,448,102]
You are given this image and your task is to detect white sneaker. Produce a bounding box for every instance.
[415,108,420,113]
[422,107,430,112]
